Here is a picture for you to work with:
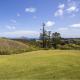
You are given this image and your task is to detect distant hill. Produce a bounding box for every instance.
[0,38,37,55]
[12,38,37,46]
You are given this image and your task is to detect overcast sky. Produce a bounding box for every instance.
[0,0,80,38]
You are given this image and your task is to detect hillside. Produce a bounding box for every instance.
[0,38,36,55]
[0,50,80,80]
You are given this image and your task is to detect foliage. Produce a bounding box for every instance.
[57,44,80,50]
[52,32,61,49]
[39,24,61,49]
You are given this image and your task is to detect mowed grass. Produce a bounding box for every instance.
[0,50,80,80]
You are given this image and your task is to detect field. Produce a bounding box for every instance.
[0,50,80,80]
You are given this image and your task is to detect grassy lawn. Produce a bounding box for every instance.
[0,50,80,80]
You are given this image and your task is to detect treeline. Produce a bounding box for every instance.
[37,23,80,50]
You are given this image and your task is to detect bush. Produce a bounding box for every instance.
[57,44,80,50]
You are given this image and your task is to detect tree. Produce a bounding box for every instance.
[39,23,61,49]
[47,31,51,48]
[40,23,51,48]
[40,23,47,48]
[52,32,61,49]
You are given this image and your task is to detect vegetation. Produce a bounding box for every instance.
[39,23,61,49]
[0,23,79,55]
[0,24,79,79]
[52,32,61,49]
[0,50,80,80]
[39,23,80,50]
[12,38,38,48]
[0,38,37,55]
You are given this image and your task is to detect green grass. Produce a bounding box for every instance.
[0,50,80,80]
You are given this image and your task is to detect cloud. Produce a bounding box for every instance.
[46,21,55,27]
[66,1,79,13]
[67,6,79,13]
[25,7,36,13]
[54,4,65,17]
[57,27,80,38]
[6,25,16,30]
[58,28,68,33]
[54,1,79,17]
[61,33,80,38]
[0,30,39,38]
[70,23,80,28]
[58,27,68,31]
[54,9,64,16]
[58,4,65,9]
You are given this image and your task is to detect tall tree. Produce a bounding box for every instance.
[52,32,61,49]
[47,31,51,48]
[40,23,47,48]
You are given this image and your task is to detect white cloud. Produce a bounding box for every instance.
[70,23,80,28]
[57,27,80,38]
[58,28,68,33]
[61,33,80,38]
[54,1,79,17]
[25,7,36,13]
[10,31,38,35]
[54,4,65,17]
[58,27,68,31]
[54,9,64,16]
[66,1,79,13]
[58,4,65,9]
[67,6,79,13]
[6,25,16,30]
[0,30,39,38]
[46,21,55,27]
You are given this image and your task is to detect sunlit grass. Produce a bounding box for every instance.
[0,50,80,80]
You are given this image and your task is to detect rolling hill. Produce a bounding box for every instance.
[0,38,36,55]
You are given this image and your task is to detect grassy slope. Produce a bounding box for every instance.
[0,50,80,80]
[0,38,36,55]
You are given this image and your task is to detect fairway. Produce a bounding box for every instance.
[0,50,80,80]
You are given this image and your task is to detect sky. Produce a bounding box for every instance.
[0,0,80,38]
